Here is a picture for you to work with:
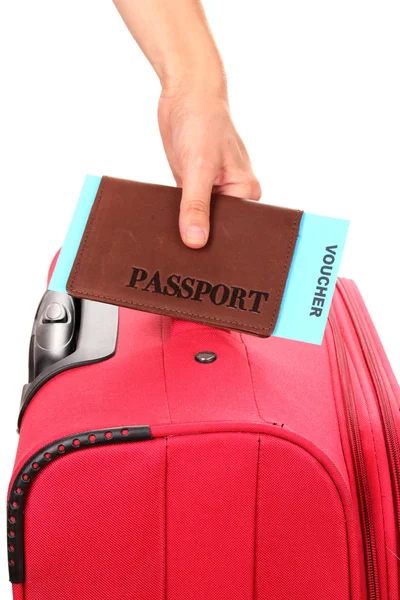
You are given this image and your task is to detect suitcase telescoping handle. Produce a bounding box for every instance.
[28,291,77,381]
[18,291,118,430]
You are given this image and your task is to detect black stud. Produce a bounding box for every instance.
[195,351,217,364]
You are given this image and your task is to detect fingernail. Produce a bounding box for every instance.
[185,225,207,246]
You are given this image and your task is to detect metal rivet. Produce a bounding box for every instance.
[195,351,217,364]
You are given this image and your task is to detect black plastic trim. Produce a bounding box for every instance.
[18,297,119,430]
[7,425,152,583]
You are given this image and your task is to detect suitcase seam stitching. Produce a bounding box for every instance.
[160,316,172,424]
[240,334,268,423]
[252,437,261,600]
[325,320,354,600]
[348,348,391,597]
[164,436,169,600]
[326,320,353,492]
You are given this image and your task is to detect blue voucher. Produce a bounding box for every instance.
[49,175,349,345]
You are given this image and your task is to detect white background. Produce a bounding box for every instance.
[0,1,399,595]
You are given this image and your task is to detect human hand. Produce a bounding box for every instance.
[112,0,260,248]
[158,85,261,248]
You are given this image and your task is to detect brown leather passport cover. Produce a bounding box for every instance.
[67,176,303,337]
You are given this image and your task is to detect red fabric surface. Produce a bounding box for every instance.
[255,435,349,600]
[9,270,400,600]
[330,281,399,599]
[24,440,166,600]
[11,585,23,600]
[20,432,352,600]
[166,433,259,600]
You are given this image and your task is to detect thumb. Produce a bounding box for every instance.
[179,163,216,248]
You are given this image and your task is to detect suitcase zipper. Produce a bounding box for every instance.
[330,312,380,600]
[338,280,400,548]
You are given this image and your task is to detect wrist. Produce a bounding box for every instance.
[158,54,227,101]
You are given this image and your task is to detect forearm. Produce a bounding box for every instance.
[112,0,226,95]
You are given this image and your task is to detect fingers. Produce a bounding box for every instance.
[180,161,217,249]
[215,177,262,201]
[179,166,262,248]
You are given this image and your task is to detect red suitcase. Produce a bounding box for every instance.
[7,256,400,600]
